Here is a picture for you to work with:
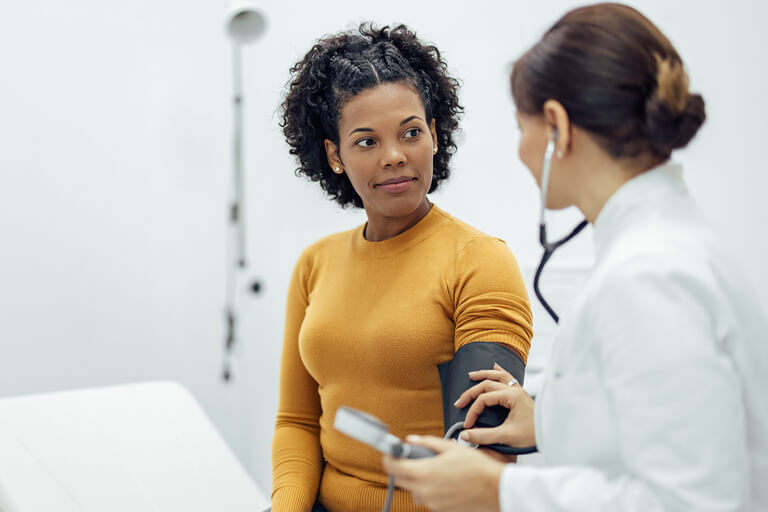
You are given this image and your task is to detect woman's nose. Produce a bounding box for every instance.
[381,142,407,167]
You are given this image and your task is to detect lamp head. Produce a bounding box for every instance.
[226,4,267,44]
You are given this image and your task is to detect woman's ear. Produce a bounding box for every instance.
[324,139,343,174]
[542,100,571,158]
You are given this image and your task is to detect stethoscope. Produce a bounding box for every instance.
[533,128,588,323]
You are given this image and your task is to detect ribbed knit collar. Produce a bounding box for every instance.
[593,160,688,261]
[350,203,449,259]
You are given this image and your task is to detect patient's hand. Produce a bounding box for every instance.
[454,363,536,448]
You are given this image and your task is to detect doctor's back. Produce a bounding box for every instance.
[536,159,768,511]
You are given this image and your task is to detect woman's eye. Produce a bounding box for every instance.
[404,128,421,138]
[356,138,376,148]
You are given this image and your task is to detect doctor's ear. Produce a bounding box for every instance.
[543,99,571,158]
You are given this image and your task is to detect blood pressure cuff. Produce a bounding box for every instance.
[438,341,526,454]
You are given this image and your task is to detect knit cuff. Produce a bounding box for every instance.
[271,485,315,511]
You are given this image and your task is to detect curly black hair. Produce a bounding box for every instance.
[280,23,463,208]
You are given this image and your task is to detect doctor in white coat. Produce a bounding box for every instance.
[384,3,768,512]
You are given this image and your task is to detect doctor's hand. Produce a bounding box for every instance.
[383,435,504,512]
[454,363,536,448]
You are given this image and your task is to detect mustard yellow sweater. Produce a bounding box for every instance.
[272,205,532,512]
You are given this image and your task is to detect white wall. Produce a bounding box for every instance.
[1,0,766,496]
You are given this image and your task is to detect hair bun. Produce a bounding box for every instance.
[645,56,706,155]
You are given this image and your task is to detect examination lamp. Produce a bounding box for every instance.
[222,3,267,382]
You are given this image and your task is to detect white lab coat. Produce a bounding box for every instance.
[500,162,768,512]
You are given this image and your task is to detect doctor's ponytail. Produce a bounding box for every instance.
[645,56,706,157]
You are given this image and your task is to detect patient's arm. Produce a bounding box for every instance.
[271,259,323,511]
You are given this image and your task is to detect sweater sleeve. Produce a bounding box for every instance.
[271,253,324,511]
[452,237,533,362]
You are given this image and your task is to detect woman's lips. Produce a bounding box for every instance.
[375,177,416,193]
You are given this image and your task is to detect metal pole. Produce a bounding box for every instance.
[223,42,245,382]
[233,43,247,269]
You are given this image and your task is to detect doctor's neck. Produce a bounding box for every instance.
[565,135,664,223]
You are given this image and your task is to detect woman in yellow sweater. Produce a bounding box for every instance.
[272,24,533,512]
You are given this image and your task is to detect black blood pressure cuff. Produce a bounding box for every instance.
[438,341,532,454]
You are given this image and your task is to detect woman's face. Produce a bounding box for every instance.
[327,82,437,222]
[516,111,571,210]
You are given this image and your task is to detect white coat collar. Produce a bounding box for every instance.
[592,160,687,260]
